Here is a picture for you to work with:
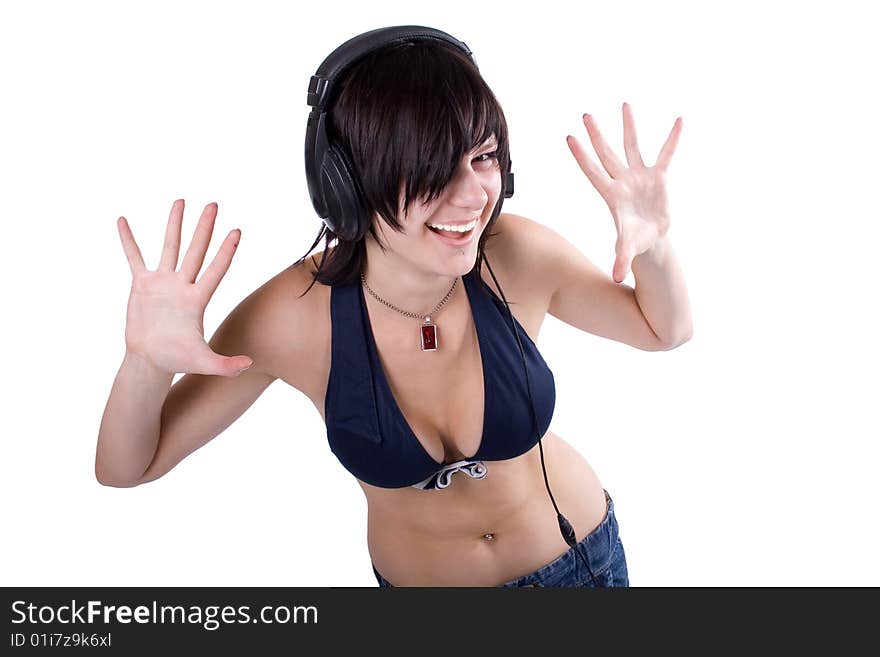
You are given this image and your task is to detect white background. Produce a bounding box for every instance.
[2,0,877,587]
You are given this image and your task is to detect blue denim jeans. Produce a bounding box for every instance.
[372,487,629,587]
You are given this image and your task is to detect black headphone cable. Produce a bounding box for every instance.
[482,255,597,586]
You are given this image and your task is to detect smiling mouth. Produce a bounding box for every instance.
[427,224,476,238]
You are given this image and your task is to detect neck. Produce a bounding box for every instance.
[362,241,469,317]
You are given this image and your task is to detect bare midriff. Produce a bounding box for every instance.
[362,430,608,587]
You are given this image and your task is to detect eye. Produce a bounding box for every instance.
[473,150,499,165]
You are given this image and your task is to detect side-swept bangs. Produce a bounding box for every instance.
[333,38,511,226]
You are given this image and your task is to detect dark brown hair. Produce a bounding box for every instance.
[292,37,511,297]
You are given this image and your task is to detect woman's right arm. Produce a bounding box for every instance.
[95,300,279,488]
[95,199,290,487]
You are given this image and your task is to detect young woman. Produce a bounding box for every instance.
[95,28,691,587]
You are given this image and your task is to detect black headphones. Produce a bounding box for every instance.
[302,25,597,586]
[303,25,514,242]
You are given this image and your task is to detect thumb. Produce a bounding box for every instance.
[228,355,255,377]
[612,253,630,284]
[613,237,636,284]
[209,354,255,377]
[192,342,254,377]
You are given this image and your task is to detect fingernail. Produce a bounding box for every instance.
[236,364,253,376]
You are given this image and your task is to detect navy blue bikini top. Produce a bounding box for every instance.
[324,267,556,490]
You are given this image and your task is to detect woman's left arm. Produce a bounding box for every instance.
[566,102,693,346]
[629,233,693,348]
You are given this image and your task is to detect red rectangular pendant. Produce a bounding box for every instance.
[420,323,438,351]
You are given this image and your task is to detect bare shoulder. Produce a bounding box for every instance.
[241,253,330,401]
[479,212,559,337]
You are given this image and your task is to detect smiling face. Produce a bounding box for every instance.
[369,135,502,277]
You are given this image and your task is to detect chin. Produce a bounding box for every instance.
[434,255,477,279]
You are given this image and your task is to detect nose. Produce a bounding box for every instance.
[446,160,490,211]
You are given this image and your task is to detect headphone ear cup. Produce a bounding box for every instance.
[503,158,514,199]
[320,144,368,241]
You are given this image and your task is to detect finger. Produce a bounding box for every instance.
[655,117,683,171]
[191,341,254,377]
[179,202,219,283]
[582,113,626,177]
[158,198,184,272]
[613,246,634,284]
[117,216,147,275]
[622,102,645,168]
[196,228,241,301]
[566,135,613,199]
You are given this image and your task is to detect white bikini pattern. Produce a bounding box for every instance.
[410,459,488,490]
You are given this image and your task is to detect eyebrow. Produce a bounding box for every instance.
[467,137,498,157]
[475,137,498,151]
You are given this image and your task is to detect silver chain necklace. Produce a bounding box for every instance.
[360,272,458,352]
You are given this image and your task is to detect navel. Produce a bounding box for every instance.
[481,532,495,541]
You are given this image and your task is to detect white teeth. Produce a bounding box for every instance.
[427,219,477,232]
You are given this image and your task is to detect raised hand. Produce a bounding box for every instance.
[566,102,682,283]
[116,199,253,376]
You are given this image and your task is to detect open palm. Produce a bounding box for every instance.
[566,102,682,283]
[117,199,253,376]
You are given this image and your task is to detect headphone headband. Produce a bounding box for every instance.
[307,26,476,111]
